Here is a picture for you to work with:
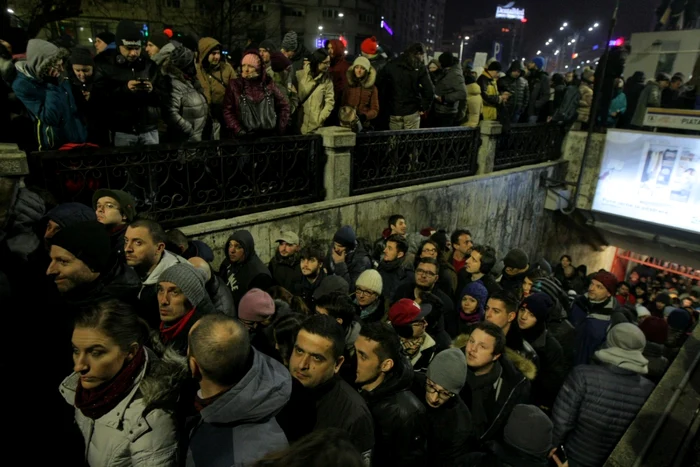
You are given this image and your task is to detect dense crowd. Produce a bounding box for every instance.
[2,181,699,467]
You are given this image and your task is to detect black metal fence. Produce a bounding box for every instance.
[31,136,325,228]
[494,123,565,171]
[350,127,480,195]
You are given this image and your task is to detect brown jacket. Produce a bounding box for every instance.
[196,37,238,106]
[342,66,379,121]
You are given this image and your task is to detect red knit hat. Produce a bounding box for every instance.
[592,271,618,296]
[639,316,668,345]
[361,36,378,55]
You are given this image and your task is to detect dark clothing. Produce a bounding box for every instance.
[526,329,568,410]
[324,243,373,291]
[218,231,270,306]
[268,251,302,293]
[183,240,214,263]
[552,361,654,467]
[570,294,619,366]
[393,282,454,349]
[621,72,646,128]
[498,268,528,294]
[360,357,428,467]
[527,69,551,121]
[206,273,235,317]
[466,442,549,467]
[498,74,529,120]
[92,49,162,135]
[505,325,539,368]
[293,269,327,312]
[433,65,466,115]
[379,53,434,116]
[643,341,670,383]
[378,257,414,303]
[412,372,474,467]
[457,270,502,302]
[59,259,141,309]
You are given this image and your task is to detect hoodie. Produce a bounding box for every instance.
[151,42,176,67]
[328,39,350,101]
[218,231,271,306]
[185,349,292,467]
[196,37,238,113]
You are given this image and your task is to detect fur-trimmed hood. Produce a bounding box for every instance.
[346,65,376,88]
[452,332,538,381]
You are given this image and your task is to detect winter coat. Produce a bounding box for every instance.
[393,282,454,349]
[293,269,328,312]
[223,53,290,136]
[185,349,292,467]
[477,71,500,121]
[408,333,443,373]
[60,347,185,467]
[13,65,87,150]
[621,72,646,127]
[367,53,389,74]
[607,90,627,126]
[268,251,303,293]
[361,356,428,467]
[434,65,467,115]
[218,231,271,306]
[631,81,663,127]
[295,64,335,134]
[196,38,237,110]
[328,39,350,101]
[162,63,209,142]
[577,82,594,123]
[378,53,435,117]
[528,329,569,410]
[527,69,551,119]
[643,341,669,383]
[207,273,236,317]
[552,361,655,467]
[570,294,620,366]
[92,49,162,134]
[378,257,415,303]
[137,250,192,328]
[324,242,373,291]
[151,43,176,67]
[463,83,483,128]
[343,65,380,121]
[498,74,529,116]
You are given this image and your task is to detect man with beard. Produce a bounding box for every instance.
[457,321,530,444]
[268,231,302,292]
[450,229,473,273]
[293,243,328,310]
[373,214,410,263]
[377,234,414,303]
[197,37,238,127]
[218,230,270,307]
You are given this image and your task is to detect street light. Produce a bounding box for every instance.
[318,25,323,30]
[338,12,344,17]
[571,39,576,43]
[594,22,599,27]
[6,8,14,13]
[563,22,568,27]
[537,50,542,55]
[588,27,593,31]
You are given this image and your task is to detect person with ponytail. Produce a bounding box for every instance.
[60,299,186,466]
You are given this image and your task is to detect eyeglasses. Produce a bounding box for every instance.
[426,380,455,399]
[355,288,377,297]
[415,268,437,278]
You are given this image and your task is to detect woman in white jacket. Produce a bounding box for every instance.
[60,299,187,466]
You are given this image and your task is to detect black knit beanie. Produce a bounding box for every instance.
[50,221,111,273]
[70,47,94,66]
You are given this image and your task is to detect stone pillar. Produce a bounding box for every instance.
[316,127,356,200]
[476,120,502,175]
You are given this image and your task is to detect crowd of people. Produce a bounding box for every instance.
[2,181,699,466]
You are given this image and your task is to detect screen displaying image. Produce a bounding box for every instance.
[592,130,700,234]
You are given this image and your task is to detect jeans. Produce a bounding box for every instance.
[114,130,159,147]
[389,112,421,130]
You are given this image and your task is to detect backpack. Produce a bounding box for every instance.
[552,85,580,123]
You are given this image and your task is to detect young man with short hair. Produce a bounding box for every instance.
[485,289,539,365]
[294,242,328,310]
[377,234,414,303]
[373,214,411,262]
[355,322,428,467]
[450,229,473,273]
[457,244,502,298]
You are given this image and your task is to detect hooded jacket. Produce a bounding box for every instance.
[295,63,335,134]
[433,64,467,115]
[185,349,292,467]
[328,39,350,101]
[378,256,415,304]
[60,347,187,467]
[379,52,435,117]
[477,71,500,121]
[218,231,271,306]
[196,38,238,111]
[268,250,302,293]
[343,64,380,121]
[151,43,176,67]
[13,40,87,150]
[223,51,290,136]
[463,82,483,128]
[361,356,428,467]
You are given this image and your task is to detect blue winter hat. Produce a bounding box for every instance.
[532,57,545,70]
[460,281,488,315]
[333,225,357,249]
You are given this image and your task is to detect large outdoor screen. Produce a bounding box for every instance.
[591,130,700,234]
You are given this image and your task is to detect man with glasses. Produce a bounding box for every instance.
[354,269,385,322]
[411,348,473,466]
[388,299,444,373]
[393,257,454,347]
[92,189,136,260]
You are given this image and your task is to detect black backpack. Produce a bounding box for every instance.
[552,85,580,123]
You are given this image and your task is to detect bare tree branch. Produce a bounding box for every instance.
[25,0,83,39]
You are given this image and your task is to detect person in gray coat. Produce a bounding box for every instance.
[162,45,209,142]
[498,61,530,123]
[630,73,671,128]
[430,52,466,127]
[185,314,292,466]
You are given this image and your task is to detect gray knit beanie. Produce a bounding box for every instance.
[281,31,298,51]
[159,263,208,308]
[503,404,554,456]
[426,348,468,394]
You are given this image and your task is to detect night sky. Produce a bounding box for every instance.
[444,0,660,58]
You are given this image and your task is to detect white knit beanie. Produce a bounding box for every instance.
[355,269,383,295]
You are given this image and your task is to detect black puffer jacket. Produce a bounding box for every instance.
[526,329,569,410]
[206,271,235,317]
[92,49,162,134]
[433,65,466,115]
[526,69,550,120]
[268,251,302,293]
[552,361,655,467]
[218,231,271,306]
[361,356,428,467]
[378,53,434,116]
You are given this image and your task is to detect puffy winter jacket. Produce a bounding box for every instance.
[162,64,209,142]
[343,65,380,121]
[498,74,529,115]
[295,64,335,134]
[552,361,655,467]
[434,65,466,115]
[328,39,350,102]
[527,69,551,120]
[477,71,500,121]
[463,83,483,128]
[196,38,237,111]
[577,83,594,123]
[269,251,303,293]
[378,53,434,117]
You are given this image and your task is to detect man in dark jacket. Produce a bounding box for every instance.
[518,293,568,411]
[189,256,235,317]
[268,230,302,292]
[355,322,428,467]
[218,229,270,307]
[67,46,104,144]
[485,290,539,366]
[457,244,502,299]
[165,228,214,263]
[91,20,162,146]
[457,321,531,445]
[498,248,530,293]
[412,348,473,467]
[498,60,530,123]
[325,225,373,291]
[552,323,654,467]
[379,42,434,130]
[620,71,646,128]
[294,242,328,311]
[378,234,414,303]
[526,57,551,123]
[431,52,466,127]
[35,202,95,251]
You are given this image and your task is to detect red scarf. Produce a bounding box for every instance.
[159,308,197,344]
[74,346,146,420]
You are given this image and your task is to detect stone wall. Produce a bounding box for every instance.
[182,161,567,269]
[561,130,607,210]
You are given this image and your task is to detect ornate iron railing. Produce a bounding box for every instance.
[31,136,326,228]
[494,123,565,171]
[350,127,480,195]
